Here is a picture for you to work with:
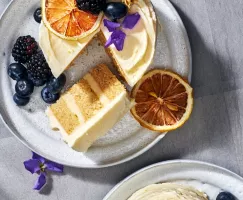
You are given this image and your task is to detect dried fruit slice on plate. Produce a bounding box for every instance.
[42,0,103,40]
[131,69,193,132]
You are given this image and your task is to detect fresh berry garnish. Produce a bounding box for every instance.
[104,2,128,21]
[217,192,235,200]
[76,0,106,15]
[8,63,27,80]
[41,87,60,104]
[13,93,30,106]
[15,79,34,97]
[34,8,42,23]
[46,74,66,94]
[12,36,38,64]
[26,52,51,82]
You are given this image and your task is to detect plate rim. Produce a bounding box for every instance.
[103,159,243,199]
[0,0,192,168]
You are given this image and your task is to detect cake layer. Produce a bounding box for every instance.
[68,79,103,121]
[70,91,129,152]
[89,64,125,100]
[49,98,80,135]
[46,64,130,152]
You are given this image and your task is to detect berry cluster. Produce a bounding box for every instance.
[8,35,66,106]
[76,0,106,15]
[76,0,128,22]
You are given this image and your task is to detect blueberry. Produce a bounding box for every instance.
[216,192,235,200]
[104,2,128,21]
[34,8,42,23]
[8,63,27,80]
[15,79,34,97]
[41,87,60,104]
[46,74,66,94]
[13,93,30,106]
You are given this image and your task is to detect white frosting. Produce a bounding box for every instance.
[100,0,156,86]
[128,183,208,200]
[171,180,223,200]
[46,91,130,152]
[104,15,148,72]
[39,22,100,77]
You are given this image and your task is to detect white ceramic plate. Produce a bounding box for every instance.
[0,0,191,168]
[104,160,243,200]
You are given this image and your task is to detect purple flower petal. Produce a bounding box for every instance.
[33,173,46,190]
[105,30,126,51]
[105,35,113,48]
[104,19,120,32]
[24,159,41,174]
[32,152,45,164]
[122,13,141,29]
[45,161,64,173]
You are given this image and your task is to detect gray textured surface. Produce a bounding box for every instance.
[0,0,243,199]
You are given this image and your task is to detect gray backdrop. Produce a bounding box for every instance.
[0,0,243,199]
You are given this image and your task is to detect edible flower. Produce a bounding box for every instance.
[24,152,64,191]
[104,12,141,51]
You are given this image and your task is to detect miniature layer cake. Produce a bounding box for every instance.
[46,64,130,152]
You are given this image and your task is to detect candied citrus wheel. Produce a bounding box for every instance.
[42,0,103,40]
[131,69,193,132]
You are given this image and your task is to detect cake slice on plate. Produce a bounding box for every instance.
[100,0,156,86]
[46,64,130,152]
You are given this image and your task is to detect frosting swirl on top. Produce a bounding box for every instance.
[101,0,156,86]
[128,183,208,200]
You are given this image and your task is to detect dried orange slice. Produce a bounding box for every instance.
[42,0,103,40]
[131,69,193,132]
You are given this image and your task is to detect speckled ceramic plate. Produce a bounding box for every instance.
[0,0,191,168]
[104,160,243,199]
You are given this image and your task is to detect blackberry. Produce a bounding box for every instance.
[76,0,106,15]
[26,52,52,82]
[12,35,38,64]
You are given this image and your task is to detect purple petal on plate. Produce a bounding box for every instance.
[32,152,45,164]
[113,30,126,51]
[103,19,120,32]
[122,12,141,29]
[24,159,41,174]
[33,172,46,190]
[45,161,64,173]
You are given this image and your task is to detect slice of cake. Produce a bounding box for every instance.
[100,0,157,86]
[46,64,130,152]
